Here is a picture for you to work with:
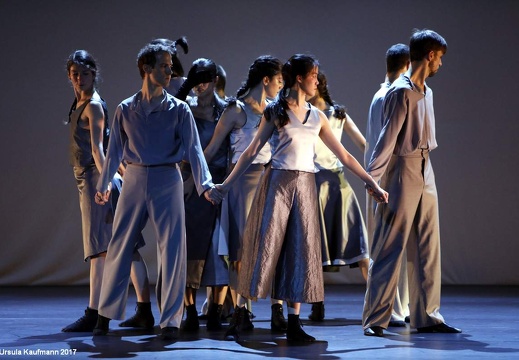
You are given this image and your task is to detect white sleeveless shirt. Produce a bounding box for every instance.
[270,104,321,173]
[314,109,344,170]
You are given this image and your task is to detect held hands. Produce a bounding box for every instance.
[204,185,224,205]
[366,184,389,204]
[95,190,111,205]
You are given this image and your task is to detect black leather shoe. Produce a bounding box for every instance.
[417,322,462,333]
[364,326,384,337]
[160,327,179,340]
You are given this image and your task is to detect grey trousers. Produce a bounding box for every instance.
[363,151,444,329]
[98,164,186,329]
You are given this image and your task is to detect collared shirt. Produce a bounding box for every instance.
[97,89,213,195]
[367,74,438,182]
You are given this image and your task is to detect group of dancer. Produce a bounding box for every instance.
[63,27,461,343]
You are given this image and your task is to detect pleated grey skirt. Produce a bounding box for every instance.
[315,167,369,267]
[227,163,266,262]
[237,166,324,303]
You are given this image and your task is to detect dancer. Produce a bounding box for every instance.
[363,29,461,337]
[174,58,229,332]
[93,41,219,341]
[63,50,153,332]
[307,71,369,322]
[204,55,287,333]
[365,43,411,328]
[216,54,387,342]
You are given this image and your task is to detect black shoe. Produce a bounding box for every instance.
[62,307,98,332]
[417,322,462,333]
[364,326,384,337]
[225,306,243,341]
[241,307,254,331]
[270,304,287,332]
[388,319,407,327]
[286,314,315,342]
[93,315,111,336]
[182,304,199,331]
[404,316,410,323]
[206,303,223,331]
[118,302,154,329]
[308,302,325,322]
[160,326,179,340]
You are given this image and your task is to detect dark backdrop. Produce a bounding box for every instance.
[1,0,517,285]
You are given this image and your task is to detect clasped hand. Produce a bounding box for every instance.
[366,184,389,204]
[204,185,224,205]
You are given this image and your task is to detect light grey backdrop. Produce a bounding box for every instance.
[1,0,517,286]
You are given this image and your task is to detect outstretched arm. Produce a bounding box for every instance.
[319,112,388,203]
[216,115,275,195]
[204,104,245,164]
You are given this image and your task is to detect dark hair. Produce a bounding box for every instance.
[66,50,100,88]
[191,58,218,80]
[265,54,318,127]
[236,55,283,98]
[316,72,346,120]
[386,43,410,73]
[190,58,226,120]
[136,42,172,79]
[409,29,447,61]
[215,64,226,95]
[149,37,189,77]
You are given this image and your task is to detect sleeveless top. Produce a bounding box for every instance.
[229,100,271,165]
[68,97,109,167]
[314,109,344,170]
[194,115,228,169]
[270,104,321,173]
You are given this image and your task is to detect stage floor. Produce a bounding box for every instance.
[1,285,518,359]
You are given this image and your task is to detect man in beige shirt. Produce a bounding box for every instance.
[363,29,461,337]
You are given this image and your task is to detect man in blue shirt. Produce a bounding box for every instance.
[93,41,220,341]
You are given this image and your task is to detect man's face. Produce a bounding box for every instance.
[428,50,444,78]
[149,51,173,87]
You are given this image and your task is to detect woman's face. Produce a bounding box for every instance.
[68,64,95,93]
[193,80,216,98]
[264,73,284,99]
[299,66,319,98]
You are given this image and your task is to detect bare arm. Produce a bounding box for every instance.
[204,104,245,164]
[319,112,388,203]
[343,113,366,153]
[85,100,106,174]
[216,115,275,195]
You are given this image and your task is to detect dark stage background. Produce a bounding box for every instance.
[1,0,517,286]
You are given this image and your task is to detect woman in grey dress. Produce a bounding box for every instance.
[307,72,370,321]
[204,55,287,333]
[63,50,153,332]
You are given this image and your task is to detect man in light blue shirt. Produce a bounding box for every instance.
[93,41,220,341]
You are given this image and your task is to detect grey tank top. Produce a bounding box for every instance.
[68,97,109,167]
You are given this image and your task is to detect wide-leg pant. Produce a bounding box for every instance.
[363,151,444,329]
[98,164,186,329]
